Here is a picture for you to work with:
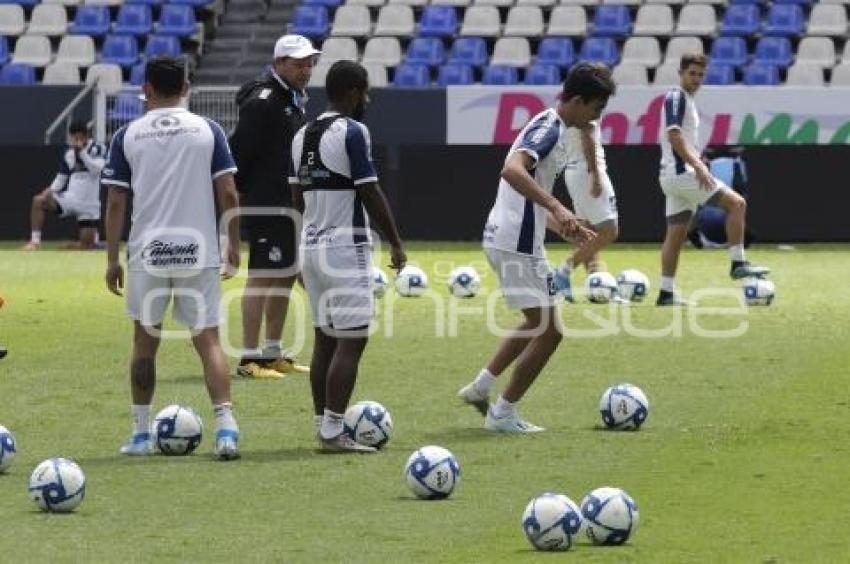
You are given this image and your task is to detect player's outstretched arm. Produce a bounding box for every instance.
[214,172,240,278]
[358,183,406,271]
[104,188,127,295]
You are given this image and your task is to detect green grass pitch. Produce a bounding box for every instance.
[0,243,849,562]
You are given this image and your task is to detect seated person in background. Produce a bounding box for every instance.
[24,121,107,250]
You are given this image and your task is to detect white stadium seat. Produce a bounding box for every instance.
[387,0,428,7]
[85,63,123,94]
[374,5,415,36]
[26,5,69,37]
[785,64,825,87]
[42,0,82,6]
[830,63,850,86]
[795,37,836,68]
[613,63,649,85]
[654,62,682,85]
[516,0,556,7]
[12,35,53,67]
[0,5,26,37]
[647,0,684,5]
[634,5,674,36]
[474,0,514,7]
[665,36,704,65]
[807,5,848,37]
[547,6,588,37]
[676,5,717,36]
[43,62,81,85]
[490,37,531,67]
[347,0,386,6]
[308,61,332,87]
[503,6,544,37]
[460,6,501,37]
[361,37,402,67]
[56,35,96,67]
[431,0,471,6]
[363,62,388,87]
[558,0,599,6]
[320,37,359,63]
[331,6,372,37]
[622,37,662,68]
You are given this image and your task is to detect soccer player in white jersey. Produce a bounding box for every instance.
[656,54,769,306]
[102,57,243,460]
[290,61,406,453]
[24,121,106,250]
[457,63,611,433]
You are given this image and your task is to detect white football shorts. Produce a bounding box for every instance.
[126,267,220,329]
[565,167,618,226]
[659,171,727,218]
[302,244,374,330]
[484,247,556,310]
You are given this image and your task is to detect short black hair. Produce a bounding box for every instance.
[68,121,89,135]
[680,53,708,71]
[326,60,368,104]
[145,55,185,98]
[560,62,616,103]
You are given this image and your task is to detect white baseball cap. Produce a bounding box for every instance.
[273,34,321,60]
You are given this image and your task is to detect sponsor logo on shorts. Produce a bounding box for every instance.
[141,240,199,267]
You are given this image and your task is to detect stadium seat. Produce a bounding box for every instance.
[418,6,458,37]
[474,0,514,7]
[56,35,96,66]
[405,37,445,66]
[449,37,488,67]
[613,62,649,85]
[437,62,474,85]
[157,5,198,37]
[578,37,619,67]
[653,62,681,85]
[728,0,760,4]
[785,63,824,86]
[754,36,793,68]
[676,5,717,36]
[547,6,587,36]
[127,0,166,6]
[603,0,641,6]
[348,0,385,7]
[0,36,8,65]
[504,6,544,37]
[362,36,402,66]
[843,40,850,64]
[830,63,850,86]
[12,35,52,67]
[85,62,123,93]
[101,35,139,68]
[665,36,704,65]
[129,61,145,84]
[743,63,779,85]
[26,5,68,36]
[86,0,125,8]
[392,63,430,86]
[0,62,35,84]
[491,37,531,67]
[113,5,154,36]
[308,60,331,86]
[591,5,631,37]
[144,34,181,58]
[42,0,81,6]
[387,0,427,7]
[374,5,415,37]
[774,0,811,5]
[69,6,111,37]
[330,6,371,37]
[524,63,560,85]
[648,0,683,5]
[704,63,735,84]
[536,37,574,69]
[795,37,836,68]
[482,64,518,85]
[304,0,343,7]
[109,93,145,122]
[42,61,80,84]
[2,0,38,7]
[432,0,470,7]
[0,5,26,37]
[807,5,848,36]
[517,0,556,6]
[710,36,748,67]
[721,4,760,36]
[763,4,804,36]
[363,62,388,86]
[290,6,329,40]
[621,36,661,67]
[170,0,215,6]
[459,6,501,37]
[559,0,600,6]
[634,5,674,36]
[320,37,358,63]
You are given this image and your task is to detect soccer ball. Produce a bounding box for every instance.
[395,265,429,297]
[599,384,649,430]
[404,445,460,500]
[617,269,650,302]
[344,400,393,449]
[152,404,203,455]
[28,458,86,513]
[586,272,619,303]
[0,425,16,473]
[743,278,775,306]
[522,493,584,551]
[371,267,389,299]
[581,487,639,545]
[447,266,481,298]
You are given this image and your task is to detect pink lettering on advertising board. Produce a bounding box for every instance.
[492,93,546,144]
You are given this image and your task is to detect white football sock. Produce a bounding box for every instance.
[30,230,41,244]
[263,339,283,356]
[492,396,517,418]
[473,368,496,395]
[319,409,345,440]
[131,404,151,435]
[213,402,238,432]
[729,244,745,262]
[661,276,675,293]
[242,347,263,360]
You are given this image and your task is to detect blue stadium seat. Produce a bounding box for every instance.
[303,0,342,7]
[449,37,488,67]
[763,4,804,36]
[127,0,166,6]
[721,5,760,36]
[113,5,153,36]
[101,35,139,68]
[0,62,36,85]
[419,6,458,38]
[130,62,145,85]
[110,93,144,122]
[743,63,780,85]
[774,0,811,4]
[710,36,748,67]
[578,37,619,67]
[437,63,473,86]
[145,34,181,58]
[0,0,38,7]
[157,5,198,37]
[290,6,329,41]
[482,65,518,85]
[754,37,793,68]
[729,0,761,3]
[170,0,214,5]
[537,37,574,69]
[405,37,445,67]
[704,63,735,85]
[69,6,111,37]
[0,36,8,66]
[525,64,561,85]
[592,5,632,38]
[393,63,431,87]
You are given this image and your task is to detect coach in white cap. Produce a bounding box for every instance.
[228,35,320,379]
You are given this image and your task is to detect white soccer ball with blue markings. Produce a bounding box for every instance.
[599,384,649,430]
[395,265,429,297]
[447,266,481,298]
[404,445,460,500]
[616,269,650,302]
[28,458,86,513]
[743,278,775,306]
[371,267,389,299]
[522,493,584,551]
[586,272,619,303]
[0,425,16,473]
[581,487,639,545]
[344,400,393,449]
[152,404,203,455]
